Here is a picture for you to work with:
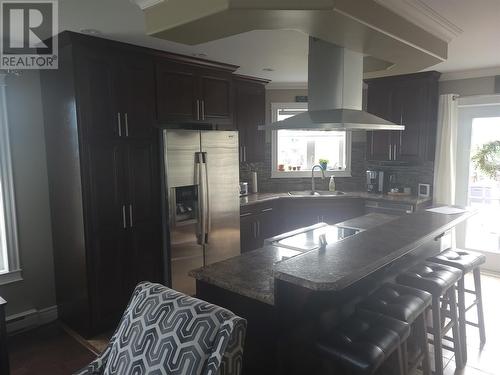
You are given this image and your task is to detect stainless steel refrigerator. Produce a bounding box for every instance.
[163,130,241,295]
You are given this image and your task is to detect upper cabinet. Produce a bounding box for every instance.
[156,62,234,124]
[234,77,268,163]
[365,71,440,164]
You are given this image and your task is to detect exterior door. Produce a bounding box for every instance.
[456,101,500,273]
[201,131,241,265]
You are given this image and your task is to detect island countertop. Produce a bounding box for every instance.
[273,207,476,291]
[191,208,475,305]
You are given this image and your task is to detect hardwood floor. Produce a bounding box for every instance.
[6,273,500,375]
[8,323,95,375]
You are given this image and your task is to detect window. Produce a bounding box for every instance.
[0,74,21,284]
[271,103,352,178]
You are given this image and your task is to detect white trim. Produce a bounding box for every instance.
[266,82,308,90]
[0,269,22,285]
[458,94,500,108]
[6,305,58,333]
[0,73,20,276]
[130,0,165,10]
[440,67,500,82]
[270,102,352,179]
[374,0,462,42]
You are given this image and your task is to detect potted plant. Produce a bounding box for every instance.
[472,141,500,179]
[319,159,329,170]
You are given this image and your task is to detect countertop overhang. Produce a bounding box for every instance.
[191,207,475,305]
[273,207,476,291]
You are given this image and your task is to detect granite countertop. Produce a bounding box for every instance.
[189,246,303,305]
[273,208,476,291]
[240,191,432,207]
[190,213,402,305]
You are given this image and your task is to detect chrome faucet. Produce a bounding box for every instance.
[311,164,326,194]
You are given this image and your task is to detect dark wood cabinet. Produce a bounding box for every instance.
[280,198,365,233]
[366,71,440,163]
[41,33,164,337]
[156,63,235,124]
[240,203,277,253]
[234,77,269,163]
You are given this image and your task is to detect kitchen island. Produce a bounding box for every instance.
[190,207,475,375]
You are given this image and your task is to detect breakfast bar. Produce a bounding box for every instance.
[191,206,475,375]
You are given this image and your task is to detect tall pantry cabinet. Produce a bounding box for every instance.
[41,33,163,337]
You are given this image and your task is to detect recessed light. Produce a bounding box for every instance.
[262,68,275,72]
[80,29,102,36]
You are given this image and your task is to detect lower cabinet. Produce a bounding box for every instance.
[240,203,277,253]
[240,198,366,253]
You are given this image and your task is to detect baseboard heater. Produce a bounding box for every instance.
[6,306,58,334]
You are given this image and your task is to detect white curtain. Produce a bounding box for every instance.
[434,94,459,205]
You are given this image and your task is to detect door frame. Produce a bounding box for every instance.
[456,95,500,273]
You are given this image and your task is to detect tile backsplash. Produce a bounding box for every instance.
[240,138,434,196]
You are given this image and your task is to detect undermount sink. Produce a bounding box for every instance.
[288,191,346,197]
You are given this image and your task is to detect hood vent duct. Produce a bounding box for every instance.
[263,38,404,131]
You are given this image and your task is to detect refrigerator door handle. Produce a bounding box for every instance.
[202,152,210,243]
[195,152,205,245]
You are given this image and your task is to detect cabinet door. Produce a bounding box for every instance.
[156,62,198,122]
[85,140,129,329]
[256,209,276,243]
[124,139,163,290]
[366,84,393,161]
[234,80,266,162]
[392,81,429,162]
[118,53,156,139]
[240,214,259,253]
[200,70,233,121]
[75,46,119,141]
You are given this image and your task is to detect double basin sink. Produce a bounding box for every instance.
[288,190,346,196]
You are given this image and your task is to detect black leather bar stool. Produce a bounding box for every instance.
[428,249,487,363]
[316,310,410,375]
[358,283,432,375]
[396,262,463,375]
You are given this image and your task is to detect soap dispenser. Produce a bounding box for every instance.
[328,176,336,192]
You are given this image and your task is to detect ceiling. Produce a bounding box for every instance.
[58,0,500,84]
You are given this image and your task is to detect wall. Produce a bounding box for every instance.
[439,76,496,96]
[0,71,56,317]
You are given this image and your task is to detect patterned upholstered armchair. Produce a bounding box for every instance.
[74,282,247,375]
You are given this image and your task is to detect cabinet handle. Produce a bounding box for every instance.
[253,222,258,238]
[240,212,253,218]
[388,144,392,160]
[124,113,129,137]
[122,205,127,228]
[261,207,273,213]
[393,144,397,160]
[129,204,133,228]
[201,100,205,120]
[243,146,247,162]
[256,220,260,237]
[196,100,200,120]
[117,113,122,137]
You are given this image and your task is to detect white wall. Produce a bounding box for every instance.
[0,71,56,316]
[439,76,496,96]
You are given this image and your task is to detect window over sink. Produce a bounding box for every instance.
[270,103,352,178]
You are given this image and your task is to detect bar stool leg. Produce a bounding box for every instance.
[473,268,487,345]
[418,312,431,375]
[431,295,444,375]
[449,289,464,369]
[457,277,468,364]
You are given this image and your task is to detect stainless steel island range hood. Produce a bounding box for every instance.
[263,38,405,131]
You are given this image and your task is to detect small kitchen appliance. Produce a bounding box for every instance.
[366,170,387,193]
[239,182,249,196]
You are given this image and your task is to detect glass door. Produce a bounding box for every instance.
[457,100,500,273]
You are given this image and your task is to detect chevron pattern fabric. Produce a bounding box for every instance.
[74,282,247,375]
